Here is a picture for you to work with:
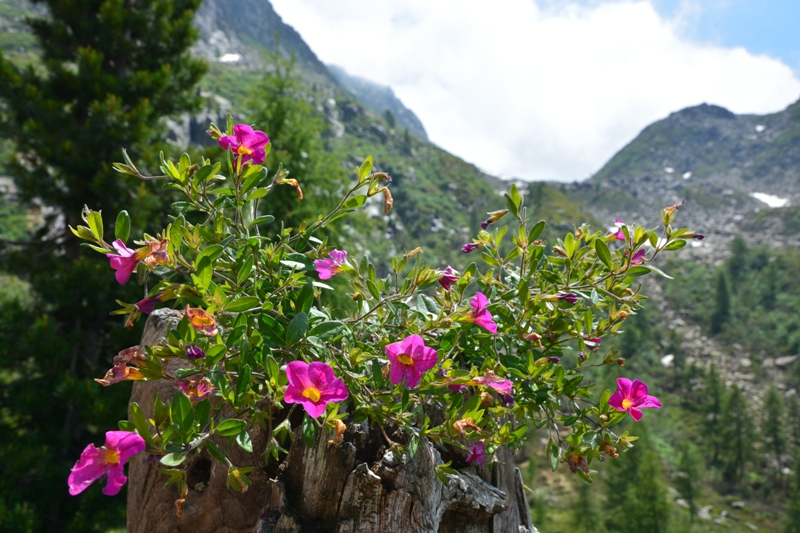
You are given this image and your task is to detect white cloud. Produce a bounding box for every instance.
[270,0,800,181]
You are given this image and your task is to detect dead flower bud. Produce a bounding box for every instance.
[552,246,567,257]
[383,188,393,214]
[480,392,494,406]
[405,247,423,259]
[453,418,480,439]
[328,419,347,446]
[522,332,543,347]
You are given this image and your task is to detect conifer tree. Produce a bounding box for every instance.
[789,397,800,451]
[704,364,725,463]
[605,424,670,533]
[785,455,800,533]
[763,385,787,480]
[247,50,347,235]
[710,270,731,334]
[0,1,206,531]
[720,384,755,487]
[674,442,704,523]
[728,234,748,283]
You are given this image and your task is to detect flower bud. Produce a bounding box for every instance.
[552,246,567,256]
[480,209,509,230]
[185,345,206,360]
[685,232,705,240]
[616,358,625,366]
[383,188,393,214]
[405,247,423,259]
[480,392,494,406]
[614,310,629,321]
[461,242,483,254]
[206,124,224,140]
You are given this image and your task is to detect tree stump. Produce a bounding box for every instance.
[127,310,538,533]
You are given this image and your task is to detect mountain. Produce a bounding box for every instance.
[327,65,428,139]
[569,99,800,260]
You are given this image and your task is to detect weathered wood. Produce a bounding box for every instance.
[128,310,539,533]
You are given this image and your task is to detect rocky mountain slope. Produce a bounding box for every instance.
[568,100,800,262]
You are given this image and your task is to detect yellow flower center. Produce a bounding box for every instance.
[103,449,120,464]
[302,387,321,403]
[622,399,633,409]
[237,145,253,156]
[397,354,414,366]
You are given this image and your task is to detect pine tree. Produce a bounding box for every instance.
[247,50,347,235]
[710,270,731,334]
[720,384,755,487]
[674,442,704,523]
[704,364,725,464]
[605,424,670,533]
[728,234,748,283]
[789,397,800,451]
[0,1,206,531]
[763,385,787,481]
[784,455,800,533]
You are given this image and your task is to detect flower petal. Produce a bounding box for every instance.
[638,395,662,409]
[629,408,644,421]
[107,431,145,464]
[218,135,238,151]
[68,445,108,496]
[413,346,439,373]
[102,465,127,496]
[608,391,625,411]
[300,398,327,418]
[616,378,633,399]
[286,361,313,390]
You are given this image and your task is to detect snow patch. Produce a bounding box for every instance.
[660,354,674,368]
[750,192,789,208]
[218,53,241,63]
[664,167,674,174]
[682,171,692,180]
[755,124,766,132]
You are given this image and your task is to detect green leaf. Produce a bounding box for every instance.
[194,256,212,294]
[249,215,275,227]
[509,183,522,209]
[236,430,253,452]
[215,419,246,437]
[358,156,373,180]
[504,194,519,220]
[664,239,687,251]
[594,239,612,269]
[245,187,269,201]
[235,364,251,403]
[371,358,384,389]
[87,210,103,241]
[160,453,187,467]
[624,266,651,277]
[114,210,130,243]
[197,245,224,265]
[224,296,260,313]
[646,264,674,280]
[308,321,347,341]
[130,402,152,445]
[343,195,367,209]
[303,415,317,448]
[237,256,254,285]
[286,312,308,346]
[366,279,381,300]
[528,220,546,242]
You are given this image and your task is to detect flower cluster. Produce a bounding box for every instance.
[67,121,689,502]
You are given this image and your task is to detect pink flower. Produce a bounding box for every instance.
[178,378,215,404]
[470,292,498,334]
[461,242,481,254]
[68,430,145,496]
[438,267,458,291]
[556,292,579,305]
[466,441,486,466]
[218,124,270,167]
[134,291,168,314]
[385,334,438,388]
[584,337,602,351]
[631,249,645,265]
[608,218,626,242]
[480,209,509,230]
[284,361,349,418]
[469,370,512,395]
[185,345,206,360]
[106,239,145,285]
[609,377,662,421]
[314,250,348,280]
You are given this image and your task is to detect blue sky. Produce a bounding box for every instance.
[271,0,800,181]
[653,0,800,73]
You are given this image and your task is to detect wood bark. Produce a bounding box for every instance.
[127,309,539,533]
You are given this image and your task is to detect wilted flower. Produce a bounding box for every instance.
[185,306,218,336]
[499,394,515,408]
[94,362,145,387]
[466,441,486,466]
[685,232,705,241]
[385,334,438,388]
[469,292,497,334]
[314,250,348,280]
[283,361,349,418]
[178,378,215,404]
[383,188,393,214]
[143,238,169,267]
[663,199,686,216]
[631,249,646,265]
[453,418,480,438]
[480,209,509,230]
[218,124,270,167]
[68,431,145,496]
[609,377,662,421]
[438,267,459,291]
[461,242,482,254]
[106,239,146,285]
[567,453,590,477]
[480,392,494,406]
[185,345,206,360]
[328,419,347,446]
[134,291,170,314]
[469,370,512,395]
